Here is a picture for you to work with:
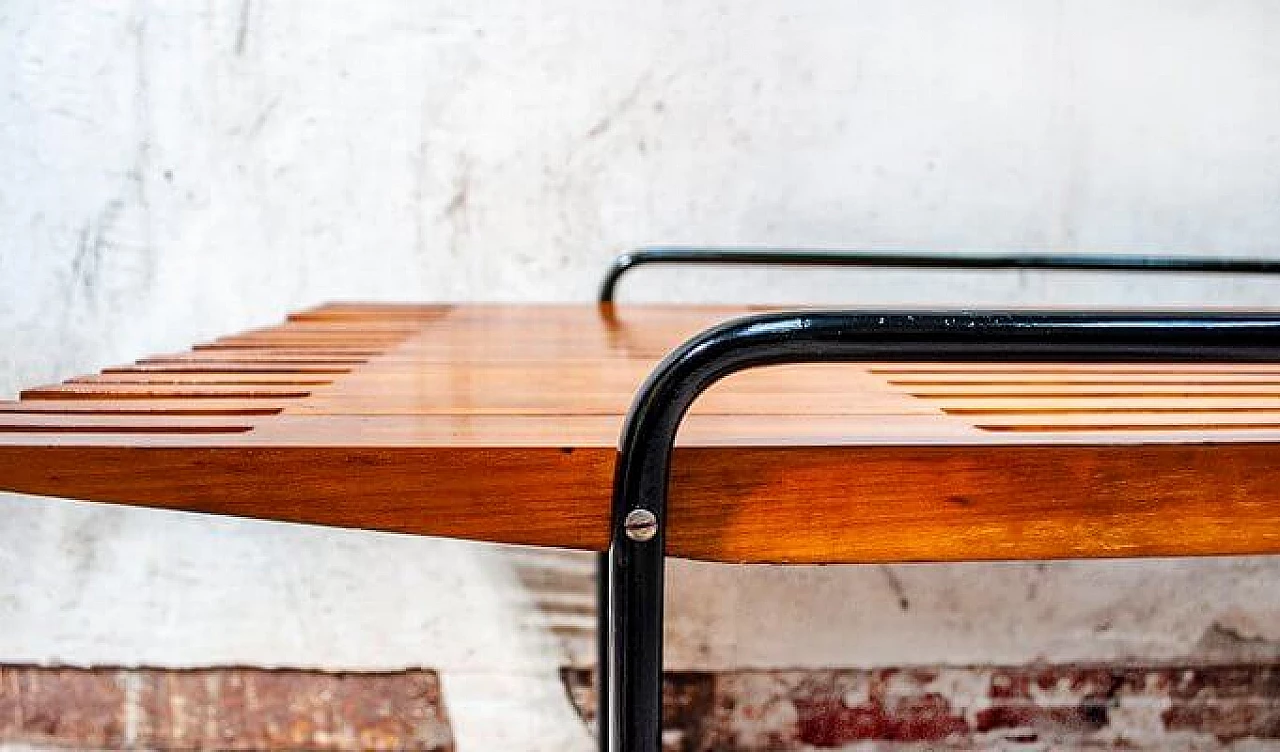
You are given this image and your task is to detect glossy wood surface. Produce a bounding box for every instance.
[3,303,1280,563]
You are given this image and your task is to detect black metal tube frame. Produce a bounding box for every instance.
[598,246,1280,303]
[594,245,1280,751]
[602,310,1280,752]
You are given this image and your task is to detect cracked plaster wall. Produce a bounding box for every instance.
[3,0,1280,675]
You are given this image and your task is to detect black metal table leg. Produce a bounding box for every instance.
[603,309,1280,752]
[595,550,610,751]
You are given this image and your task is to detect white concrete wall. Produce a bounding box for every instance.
[4,0,1280,692]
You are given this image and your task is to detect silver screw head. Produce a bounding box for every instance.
[623,509,658,542]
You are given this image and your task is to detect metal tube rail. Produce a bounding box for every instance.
[603,310,1280,752]
[597,246,1280,303]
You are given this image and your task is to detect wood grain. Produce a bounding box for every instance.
[2,302,1280,563]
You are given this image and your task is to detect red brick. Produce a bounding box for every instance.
[0,666,125,748]
[564,662,1280,750]
[0,665,451,751]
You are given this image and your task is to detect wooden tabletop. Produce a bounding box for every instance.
[3,302,1280,563]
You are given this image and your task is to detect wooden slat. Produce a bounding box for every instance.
[20,384,314,400]
[901,384,1280,396]
[0,414,254,434]
[2,302,1280,563]
[108,364,352,374]
[70,373,336,386]
[870,363,1280,373]
[936,397,1280,413]
[0,400,283,416]
[887,374,1280,384]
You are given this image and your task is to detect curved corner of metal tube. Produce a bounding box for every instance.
[598,250,643,304]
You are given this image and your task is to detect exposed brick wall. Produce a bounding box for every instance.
[563,664,1280,750]
[8,663,1279,750]
[0,666,452,751]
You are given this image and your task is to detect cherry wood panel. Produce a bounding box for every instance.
[3,442,1279,563]
[3,302,1280,563]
